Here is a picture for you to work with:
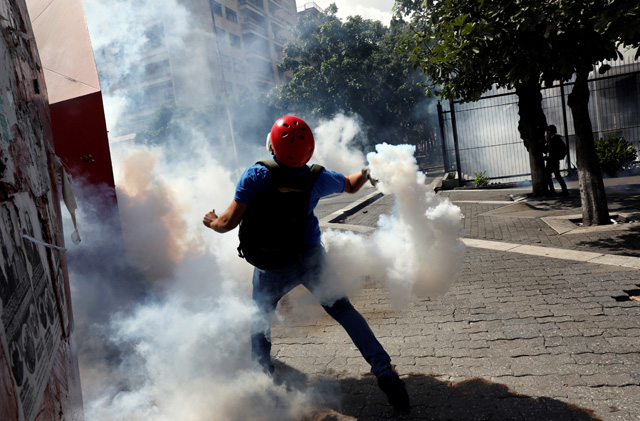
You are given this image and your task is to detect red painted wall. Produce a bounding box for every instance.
[49,92,117,205]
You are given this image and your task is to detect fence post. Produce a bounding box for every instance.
[560,81,571,171]
[449,99,463,184]
[437,101,450,171]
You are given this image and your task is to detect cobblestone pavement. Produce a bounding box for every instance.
[269,175,640,420]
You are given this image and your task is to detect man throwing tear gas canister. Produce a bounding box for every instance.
[203,115,410,412]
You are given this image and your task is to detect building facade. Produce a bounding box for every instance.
[96,0,299,139]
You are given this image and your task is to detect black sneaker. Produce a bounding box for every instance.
[377,371,410,412]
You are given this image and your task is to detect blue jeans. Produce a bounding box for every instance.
[251,243,392,377]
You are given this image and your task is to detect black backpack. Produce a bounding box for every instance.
[551,134,567,160]
[237,160,324,270]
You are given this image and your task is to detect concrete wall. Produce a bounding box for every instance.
[0,0,83,419]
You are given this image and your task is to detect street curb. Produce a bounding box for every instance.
[463,238,640,269]
[318,190,383,233]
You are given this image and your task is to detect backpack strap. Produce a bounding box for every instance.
[308,164,324,186]
[255,160,325,187]
[257,160,280,171]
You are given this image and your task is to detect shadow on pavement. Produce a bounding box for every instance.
[525,191,582,210]
[273,363,600,421]
[577,224,640,257]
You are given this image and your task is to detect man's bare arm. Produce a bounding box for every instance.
[345,168,378,193]
[344,171,368,193]
[203,200,248,233]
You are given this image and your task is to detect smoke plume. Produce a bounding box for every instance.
[72,0,465,418]
[319,143,465,306]
[65,114,465,420]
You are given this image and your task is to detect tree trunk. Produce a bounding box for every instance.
[567,64,610,226]
[515,80,548,197]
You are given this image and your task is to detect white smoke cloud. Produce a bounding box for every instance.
[64,113,466,420]
[85,283,312,421]
[75,0,464,417]
[320,143,466,307]
[310,113,367,174]
[66,129,318,420]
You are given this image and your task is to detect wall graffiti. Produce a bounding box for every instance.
[0,0,82,419]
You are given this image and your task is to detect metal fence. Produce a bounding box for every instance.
[438,50,640,183]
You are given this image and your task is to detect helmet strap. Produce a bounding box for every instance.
[265,133,274,154]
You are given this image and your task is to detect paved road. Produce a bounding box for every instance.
[268,173,640,420]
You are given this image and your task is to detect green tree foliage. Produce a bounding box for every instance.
[395,0,559,196]
[395,0,640,225]
[272,4,436,151]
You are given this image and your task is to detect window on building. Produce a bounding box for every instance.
[146,59,171,79]
[225,8,238,23]
[229,33,242,48]
[143,23,165,51]
[210,0,222,16]
[215,27,226,43]
[233,58,245,73]
[220,55,231,69]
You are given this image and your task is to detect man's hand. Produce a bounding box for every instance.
[345,167,378,193]
[361,167,378,186]
[202,201,248,233]
[203,209,218,229]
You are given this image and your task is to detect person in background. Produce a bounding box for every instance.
[544,124,569,196]
[203,116,410,412]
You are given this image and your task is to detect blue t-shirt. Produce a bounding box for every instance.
[234,160,346,244]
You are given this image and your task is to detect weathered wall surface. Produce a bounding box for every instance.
[0,0,83,420]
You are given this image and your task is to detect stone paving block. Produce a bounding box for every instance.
[580,373,637,387]
[587,341,640,354]
[400,347,434,359]
[510,359,577,376]
[502,325,543,340]
[605,327,640,337]
[543,336,566,347]
[578,327,606,337]
[538,373,588,389]
[434,347,492,359]
[555,327,585,338]
[566,386,639,416]
[604,336,640,348]
[561,335,602,348]
[490,375,543,398]
[414,356,452,366]
[548,345,594,357]
[468,330,508,341]
[573,352,638,365]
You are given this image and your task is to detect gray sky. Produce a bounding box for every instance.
[309,0,396,24]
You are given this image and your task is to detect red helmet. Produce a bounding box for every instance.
[269,116,315,167]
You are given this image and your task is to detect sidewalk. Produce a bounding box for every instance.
[443,174,640,260]
[269,174,640,420]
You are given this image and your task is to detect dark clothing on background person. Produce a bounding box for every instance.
[545,132,568,196]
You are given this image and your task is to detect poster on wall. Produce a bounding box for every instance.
[0,193,64,421]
